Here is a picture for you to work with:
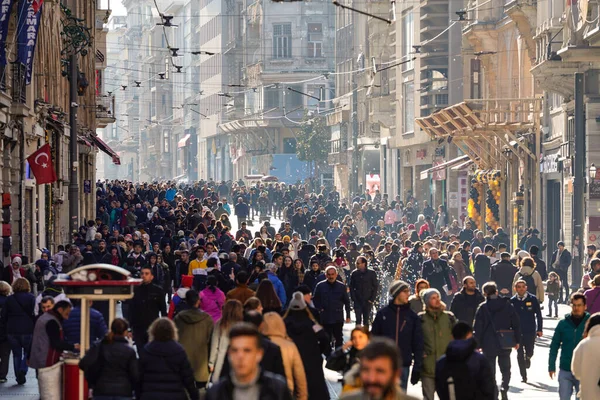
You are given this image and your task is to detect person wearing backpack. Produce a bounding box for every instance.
[473,282,521,400]
[512,256,545,304]
[510,279,543,383]
[435,322,495,400]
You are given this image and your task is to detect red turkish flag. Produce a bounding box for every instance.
[27,144,57,185]
[32,0,44,14]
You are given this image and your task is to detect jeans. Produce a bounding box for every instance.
[354,302,372,328]
[485,349,512,396]
[517,333,536,379]
[556,270,569,302]
[400,366,410,392]
[422,376,436,400]
[7,334,32,377]
[558,369,579,400]
[323,322,344,350]
[548,298,559,316]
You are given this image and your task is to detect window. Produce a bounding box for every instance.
[307,23,322,58]
[163,131,170,153]
[265,87,281,108]
[273,23,292,59]
[402,11,414,71]
[285,85,303,109]
[403,82,414,133]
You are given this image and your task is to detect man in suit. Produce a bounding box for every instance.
[550,241,572,303]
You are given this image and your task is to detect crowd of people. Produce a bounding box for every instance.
[0,179,600,400]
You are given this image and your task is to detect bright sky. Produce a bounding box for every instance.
[99,0,127,16]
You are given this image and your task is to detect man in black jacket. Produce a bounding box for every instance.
[473,282,521,400]
[313,266,351,349]
[129,266,166,348]
[206,322,292,400]
[510,280,543,383]
[450,277,485,324]
[529,245,547,281]
[550,241,572,303]
[421,248,453,302]
[349,256,379,329]
[474,245,494,286]
[490,252,517,297]
[371,280,424,391]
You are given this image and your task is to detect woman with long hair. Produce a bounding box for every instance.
[284,292,331,399]
[326,326,370,392]
[138,318,198,400]
[255,279,283,314]
[572,312,600,399]
[80,318,138,399]
[208,299,243,384]
[200,275,226,322]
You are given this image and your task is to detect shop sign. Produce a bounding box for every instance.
[541,153,560,174]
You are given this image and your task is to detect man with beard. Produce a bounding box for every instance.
[340,338,420,400]
[450,276,485,324]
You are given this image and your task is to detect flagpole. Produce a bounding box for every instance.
[68,0,79,236]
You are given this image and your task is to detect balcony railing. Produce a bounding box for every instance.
[11,63,26,104]
[96,95,116,127]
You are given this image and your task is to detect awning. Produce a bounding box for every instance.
[178,134,191,148]
[91,135,121,165]
[420,154,470,180]
[78,135,92,147]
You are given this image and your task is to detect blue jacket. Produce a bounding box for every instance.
[435,338,495,400]
[0,292,36,335]
[313,279,351,324]
[371,302,424,370]
[473,296,521,354]
[303,269,325,292]
[326,227,342,247]
[63,307,108,345]
[510,293,543,334]
[266,271,287,306]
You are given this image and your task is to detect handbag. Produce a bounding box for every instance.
[483,305,516,349]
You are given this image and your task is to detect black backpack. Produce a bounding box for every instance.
[519,272,537,295]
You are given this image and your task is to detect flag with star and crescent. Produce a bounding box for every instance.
[26,143,57,184]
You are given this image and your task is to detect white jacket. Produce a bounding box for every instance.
[572,324,600,399]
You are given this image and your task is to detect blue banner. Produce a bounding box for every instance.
[16,0,42,84]
[0,0,13,65]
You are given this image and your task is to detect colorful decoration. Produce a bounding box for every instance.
[468,179,483,229]
[471,170,502,231]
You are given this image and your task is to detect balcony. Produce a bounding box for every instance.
[328,138,348,165]
[96,95,116,128]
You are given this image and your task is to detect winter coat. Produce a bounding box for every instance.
[449,260,468,283]
[512,265,545,302]
[371,303,424,371]
[129,283,166,331]
[419,309,456,377]
[205,370,293,400]
[435,338,495,400]
[549,312,590,373]
[584,287,600,314]
[550,248,572,272]
[0,292,36,335]
[473,254,491,284]
[313,279,351,324]
[421,259,452,294]
[261,312,308,400]
[349,268,378,305]
[546,279,560,300]
[138,340,199,400]
[449,288,484,324]
[208,325,228,383]
[219,334,286,379]
[200,287,226,322]
[408,295,425,314]
[284,310,331,400]
[174,308,214,383]
[490,260,517,295]
[266,271,287,306]
[226,284,255,305]
[572,325,600,399]
[510,293,543,334]
[63,307,108,345]
[473,296,521,356]
[81,337,139,397]
[302,269,324,292]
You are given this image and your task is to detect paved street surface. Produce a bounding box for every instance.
[0,211,572,399]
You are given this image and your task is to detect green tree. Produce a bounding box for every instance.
[296,113,330,178]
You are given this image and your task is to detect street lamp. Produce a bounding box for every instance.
[590,163,597,181]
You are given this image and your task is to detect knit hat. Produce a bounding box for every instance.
[181,275,194,288]
[288,291,307,311]
[421,288,441,307]
[389,280,410,300]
